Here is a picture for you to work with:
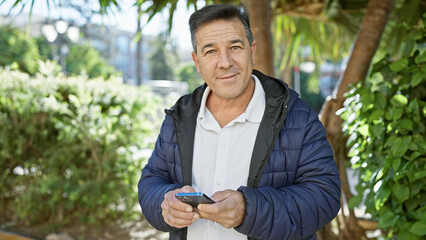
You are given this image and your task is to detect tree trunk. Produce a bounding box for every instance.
[334,0,395,100]
[319,0,395,239]
[242,0,274,76]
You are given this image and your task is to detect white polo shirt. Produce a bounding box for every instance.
[188,75,266,240]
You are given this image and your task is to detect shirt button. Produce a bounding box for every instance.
[219,143,225,148]
[215,181,221,185]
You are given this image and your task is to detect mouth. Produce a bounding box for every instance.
[218,73,238,81]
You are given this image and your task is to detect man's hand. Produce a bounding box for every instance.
[161,185,200,228]
[196,189,245,228]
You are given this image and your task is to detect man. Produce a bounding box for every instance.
[138,4,340,240]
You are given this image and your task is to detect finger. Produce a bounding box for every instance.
[198,205,243,229]
[181,185,196,193]
[210,189,232,202]
[197,201,222,213]
[162,200,195,218]
[164,212,196,228]
[164,189,194,213]
[170,208,199,220]
[170,197,194,212]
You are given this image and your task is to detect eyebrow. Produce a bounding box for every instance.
[230,39,245,45]
[200,43,214,54]
[200,39,246,53]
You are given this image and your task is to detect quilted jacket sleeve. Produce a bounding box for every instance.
[235,101,341,240]
[138,116,183,232]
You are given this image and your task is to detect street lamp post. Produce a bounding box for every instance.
[41,19,79,74]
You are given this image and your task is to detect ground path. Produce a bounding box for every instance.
[0,231,35,240]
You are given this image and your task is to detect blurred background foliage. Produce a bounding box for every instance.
[65,43,120,79]
[148,32,176,81]
[0,26,40,75]
[0,66,162,234]
[0,25,120,79]
[176,63,204,92]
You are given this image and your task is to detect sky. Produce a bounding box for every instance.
[0,0,204,50]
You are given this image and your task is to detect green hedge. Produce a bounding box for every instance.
[0,26,40,75]
[340,20,426,239]
[0,68,160,227]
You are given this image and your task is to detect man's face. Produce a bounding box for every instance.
[192,18,256,101]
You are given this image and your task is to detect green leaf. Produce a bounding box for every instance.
[400,118,413,131]
[399,231,422,240]
[391,136,410,157]
[369,109,384,121]
[385,135,397,147]
[370,72,384,86]
[375,184,391,210]
[410,181,423,196]
[361,91,374,109]
[421,64,426,73]
[393,108,404,121]
[364,169,375,182]
[411,71,424,87]
[414,171,426,181]
[394,170,405,181]
[371,124,384,137]
[407,99,419,114]
[403,38,415,57]
[375,93,387,109]
[393,158,401,171]
[348,194,363,209]
[409,221,426,236]
[391,94,408,107]
[378,211,395,228]
[389,58,409,72]
[410,151,421,160]
[415,50,426,64]
[405,197,421,211]
[358,125,369,136]
[376,169,385,181]
[393,182,410,203]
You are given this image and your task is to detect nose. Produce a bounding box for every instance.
[217,49,233,69]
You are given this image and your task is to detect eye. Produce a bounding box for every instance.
[205,49,216,55]
[231,46,242,51]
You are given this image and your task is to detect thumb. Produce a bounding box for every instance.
[210,189,232,202]
[181,185,196,193]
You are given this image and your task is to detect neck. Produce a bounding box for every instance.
[206,78,255,128]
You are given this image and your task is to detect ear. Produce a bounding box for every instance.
[250,41,257,64]
[192,51,201,73]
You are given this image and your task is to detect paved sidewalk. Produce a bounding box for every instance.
[0,231,36,240]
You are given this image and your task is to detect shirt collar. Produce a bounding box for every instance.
[197,74,265,124]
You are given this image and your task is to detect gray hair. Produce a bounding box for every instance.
[189,4,254,53]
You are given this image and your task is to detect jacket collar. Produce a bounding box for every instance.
[247,70,291,187]
[166,69,291,187]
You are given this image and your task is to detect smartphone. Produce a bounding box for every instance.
[175,192,215,207]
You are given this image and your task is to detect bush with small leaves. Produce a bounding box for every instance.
[340,18,425,239]
[0,67,161,227]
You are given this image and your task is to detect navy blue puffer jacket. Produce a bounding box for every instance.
[138,70,341,240]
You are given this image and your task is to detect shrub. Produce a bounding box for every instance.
[0,26,41,75]
[340,21,425,239]
[176,63,204,92]
[0,67,161,227]
[65,43,121,79]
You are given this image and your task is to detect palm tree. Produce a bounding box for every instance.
[242,0,274,75]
